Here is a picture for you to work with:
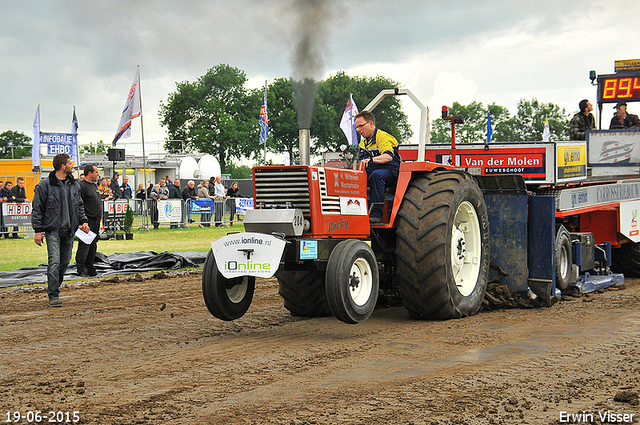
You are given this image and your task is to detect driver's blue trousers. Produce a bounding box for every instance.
[366,167,398,219]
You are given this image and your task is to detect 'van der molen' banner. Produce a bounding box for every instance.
[40,133,77,155]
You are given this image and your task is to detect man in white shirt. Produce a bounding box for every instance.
[213,176,226,226]
[213,176,225,197]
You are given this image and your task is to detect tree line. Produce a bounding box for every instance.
[158,65,411,172]
[1,63,573,176]
[430,100,570,144]
[159,64,571,173]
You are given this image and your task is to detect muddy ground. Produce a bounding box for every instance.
[1,272,640,425]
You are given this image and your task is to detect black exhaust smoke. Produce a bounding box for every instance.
[290,0,333,164]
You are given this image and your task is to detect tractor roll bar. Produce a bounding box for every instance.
[363,88,429,163]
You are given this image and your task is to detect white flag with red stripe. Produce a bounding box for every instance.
[339,93,359,145]
[112,68,141,146]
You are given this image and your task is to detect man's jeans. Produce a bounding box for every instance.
[366,167,398,218]
[214,198,224,226]
[45,231,75,299]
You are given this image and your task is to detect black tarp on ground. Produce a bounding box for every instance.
[0,251,208,288]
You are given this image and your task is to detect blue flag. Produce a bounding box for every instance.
[487,110,493,143]
[259,92,268,145]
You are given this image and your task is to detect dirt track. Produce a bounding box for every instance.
[1,272,640,425]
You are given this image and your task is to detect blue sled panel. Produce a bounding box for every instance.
[483,192,528,292]
[475,175,528,292]
[528,196,556,306]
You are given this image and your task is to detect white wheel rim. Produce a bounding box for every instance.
[227,277,248,304]
[450,201,482,297]
[559,243,569,279]
[349,257,373,307]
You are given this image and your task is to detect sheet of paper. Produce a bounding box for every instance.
[75,228,97,244]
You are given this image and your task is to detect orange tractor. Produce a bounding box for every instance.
[203,82,640,324]
[202,89,491,324]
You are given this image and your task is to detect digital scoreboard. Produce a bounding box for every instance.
[597,72,640,104]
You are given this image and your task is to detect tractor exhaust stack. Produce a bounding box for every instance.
[299,129,310,166]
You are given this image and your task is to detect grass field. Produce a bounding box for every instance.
[1,222,244,272]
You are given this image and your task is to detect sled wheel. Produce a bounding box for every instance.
[396,170,490,319]
[325,239,379,324]
[555,225,572,290]
[202,249,255,321]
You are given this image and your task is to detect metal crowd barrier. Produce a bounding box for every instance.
[148,198,247,228]
[0,202,32,239]
[0,197,254,238]
[0,224,32,239]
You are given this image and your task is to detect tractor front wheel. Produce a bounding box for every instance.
[202,249,255,321]
[325,239,379,324]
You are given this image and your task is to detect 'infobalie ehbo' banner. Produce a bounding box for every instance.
[40,133,77,155]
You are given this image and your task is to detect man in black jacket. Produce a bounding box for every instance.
[569,99,596,140]
[76,164,102,277]
[31,153,89,307]
[0,181,15,202]
[0,181,11,238]
[110,172,123,199]
[610,101,640,129]
[10,177,28,202]
[181,180,199,224]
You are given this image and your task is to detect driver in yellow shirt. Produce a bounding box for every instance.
[355,111,401,224]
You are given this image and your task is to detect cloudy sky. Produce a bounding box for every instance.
[1,0,638,156]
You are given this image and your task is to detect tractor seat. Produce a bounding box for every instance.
[384,184,397,201]
[365,182,397,201]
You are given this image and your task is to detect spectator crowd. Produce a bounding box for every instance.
[140,174,243,229]
[85,173,243,229]
[0,177,29,238]
[1,170,246,239]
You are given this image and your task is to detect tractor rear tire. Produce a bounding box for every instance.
[325,239,379,324]
[277,271,332,317]
[202,249,255,321]
[612,242,640,277]
[395,170,490,320]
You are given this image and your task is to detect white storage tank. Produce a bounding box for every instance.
[198,154,221,181]
[179,156,199,180]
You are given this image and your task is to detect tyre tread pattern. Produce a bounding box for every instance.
[612,243,640,277]
[202,250,255,321]
[277,270,332,317]
[395,171,489,320]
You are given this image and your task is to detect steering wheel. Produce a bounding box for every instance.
[356,147,375,171]
[359,147,375,160]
